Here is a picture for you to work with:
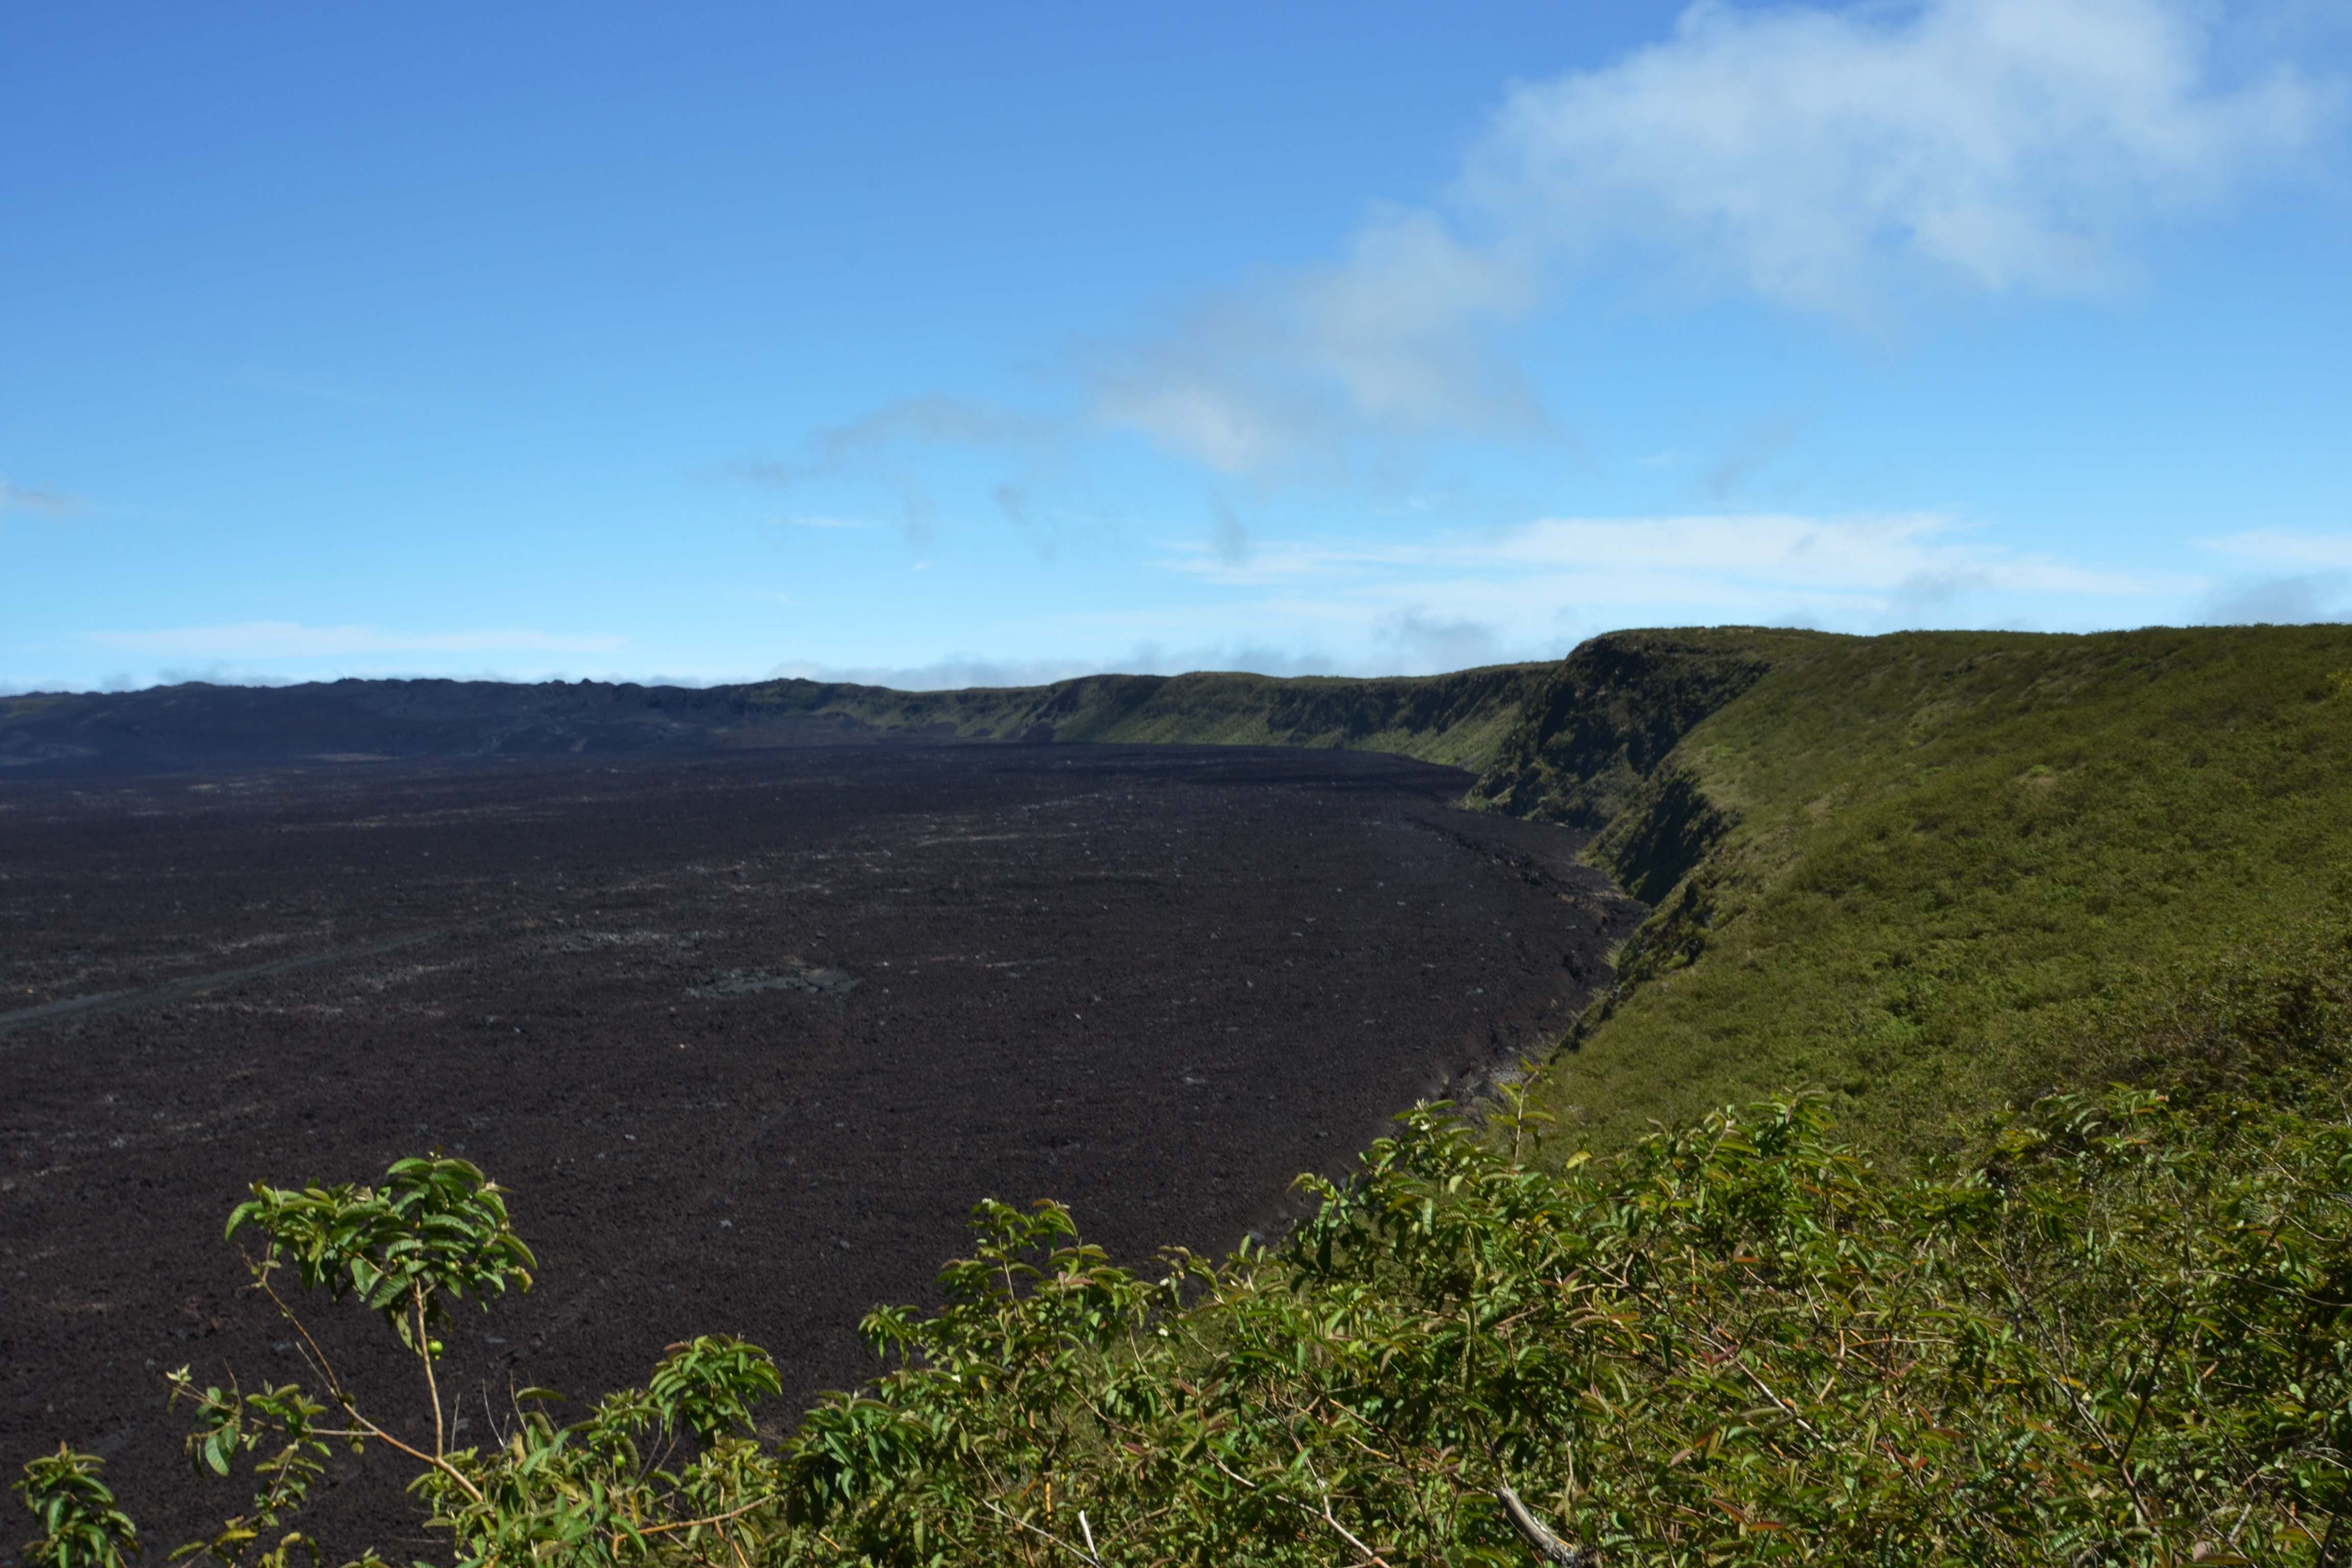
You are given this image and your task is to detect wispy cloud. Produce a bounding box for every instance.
[1465,0,2336,311]
[1703,417,1805,500]
[1374,611,1505,671]
[764,644,1361,691]
[2189,533,2352,622]
[2196,573,2349,624]
[723,0,2341,573]
[2197,528,2352,570]
[765,654,1102,690]
[0,479,89,519]
[83,622,626,658]
[907,510,2198,680]
[1087,0,2339,478]
[770,514,877,530]
[1089,210,1546,477]
[742,394,1053,487]
[1208,492,1252,567]
[1152,510,2197,635]
[1468,514,2175,597]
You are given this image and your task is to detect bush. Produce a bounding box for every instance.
[22,1074,2352,1565]
[15,1156,782,1568]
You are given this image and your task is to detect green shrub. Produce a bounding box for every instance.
[24,1067,2352,1565]
[16,1157,785,1568]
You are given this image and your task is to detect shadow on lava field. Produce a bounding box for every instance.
[0,743,1643,1553]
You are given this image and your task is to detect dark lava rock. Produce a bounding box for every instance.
[0,743,1643,1556]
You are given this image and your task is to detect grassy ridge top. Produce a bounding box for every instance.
[1550,623,2352,1154]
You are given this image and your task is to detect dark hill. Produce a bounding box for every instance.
[0,662,1569,775]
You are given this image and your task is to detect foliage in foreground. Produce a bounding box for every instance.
[21,1059,2352,1566]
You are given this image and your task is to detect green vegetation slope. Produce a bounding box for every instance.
[1544,624,2352,1155]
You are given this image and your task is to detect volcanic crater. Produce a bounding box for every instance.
[1,742,1643,1554]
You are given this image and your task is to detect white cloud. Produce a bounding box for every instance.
[1469,513,2175,597]
[1146,510,2198,645]
[1092,209,1545,476]
[1091,0,2338,475]
[2191,532,2352,621]
[770,514,876,530]
[2197,528,2352,569]
[762,645,1354,690]
[83,622,626,658]
[1468,0,2335,310]
[765,654,1113,690]
[908,511,2180,680]
[1374,611,1506,671]
[2196,572,2349,624]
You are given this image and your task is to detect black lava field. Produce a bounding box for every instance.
[1,743,1642,1553]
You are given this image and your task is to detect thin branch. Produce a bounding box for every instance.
[2117,1294,2184,1473]
[635,1492,783,1539]
[980,1498,1104,1567]
[2048,1367,2155,1534]
[413,1286,447,1462]
[1295,1454,1395,1568]
[1315,1492,1394,1568]
[244,1265,488,1506]
[1695,1324,1827,1448]
[253,1267,350,1405]
[1496,1485,1601,1567]
[337,1406,487,1506]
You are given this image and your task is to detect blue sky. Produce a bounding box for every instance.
[5,1,2350,693]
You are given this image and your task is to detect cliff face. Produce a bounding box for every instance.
[1462,629,1810,829]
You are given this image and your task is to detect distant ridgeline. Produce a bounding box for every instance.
[0,630,1788,777]
[11,622,2352,1146]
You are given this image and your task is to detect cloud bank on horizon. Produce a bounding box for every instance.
[4,0,2349,693]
